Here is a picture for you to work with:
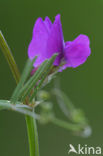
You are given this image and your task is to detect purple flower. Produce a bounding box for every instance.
[28,14,91,70]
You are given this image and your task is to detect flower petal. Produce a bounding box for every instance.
[64,34,91,68]
[28,17,51,67]
[44,17,52,31]
[28,15,64,67]
[46,14,64,66]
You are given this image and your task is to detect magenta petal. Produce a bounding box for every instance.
[64,34,91,68]
[44,17,52,31]
[28,15,64,67]
[28,17,51,67]
[46,14,64,66]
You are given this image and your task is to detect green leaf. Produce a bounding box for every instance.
[20,59,49,101]
[0,31,20,83]
[29,54,58,102]
[11,57,37,103]
[9,59,48,102]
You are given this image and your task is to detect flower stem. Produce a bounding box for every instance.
[26,115,40,156]
[0,31,40,156]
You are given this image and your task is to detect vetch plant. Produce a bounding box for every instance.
[0,14,91,156]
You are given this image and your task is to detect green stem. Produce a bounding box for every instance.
[0,31,20,83]
[26,115,40,156]
[0,31,39,156]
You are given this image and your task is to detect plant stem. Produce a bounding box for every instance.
[0,31,20,83]
[0,31,40,156]
[26,115,40,156]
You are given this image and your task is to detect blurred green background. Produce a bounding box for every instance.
[0,0,103,155]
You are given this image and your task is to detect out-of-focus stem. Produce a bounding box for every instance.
[51,117,82,132]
